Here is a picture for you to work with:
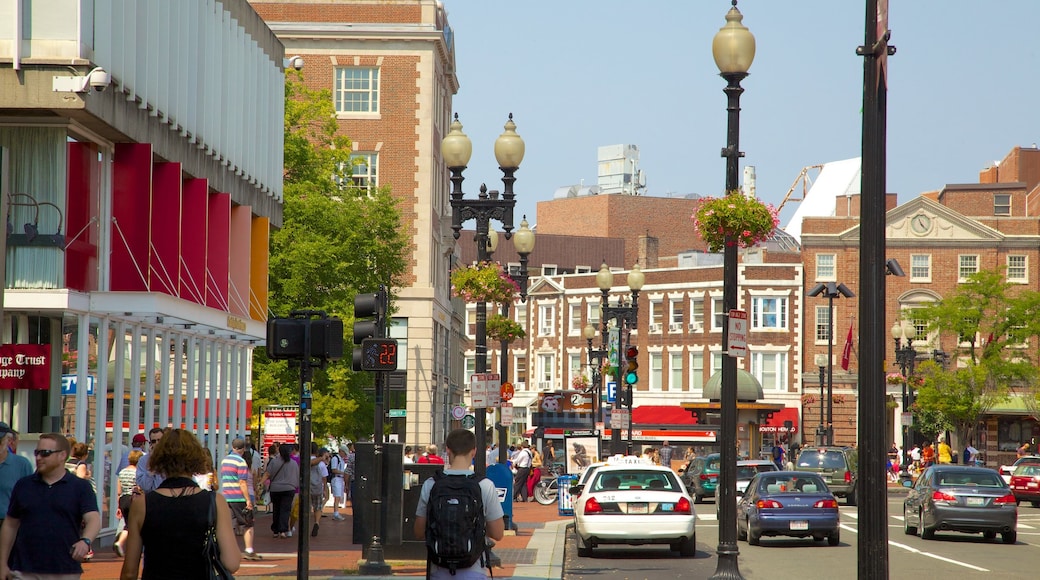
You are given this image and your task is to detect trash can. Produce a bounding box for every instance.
[557,474,578,516]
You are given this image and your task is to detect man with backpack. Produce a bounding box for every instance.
[414,429,504,579]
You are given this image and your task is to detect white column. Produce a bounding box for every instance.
[185,335,197,431]
[143,326,157,430]
[159,328,172,428]
[173,332,184,428]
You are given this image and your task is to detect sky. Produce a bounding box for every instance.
[444,1,1040,229]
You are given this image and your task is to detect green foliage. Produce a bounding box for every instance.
[690,191,780,252]
[486,313,525,343]
[450,261,520,304]
[252,72,409,441]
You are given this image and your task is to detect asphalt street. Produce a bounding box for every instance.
[564,494,1040,579]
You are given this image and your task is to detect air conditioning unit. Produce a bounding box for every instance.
[537,381,553,391]
[669,323,683,333]
[689,322,702,332]
[540,326,552,335]
[649,323,662,333]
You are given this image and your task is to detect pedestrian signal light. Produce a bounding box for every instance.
[624,345,639,385]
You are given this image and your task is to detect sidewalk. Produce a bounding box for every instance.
[82,500,571,579]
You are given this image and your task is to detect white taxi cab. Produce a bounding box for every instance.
[572,458,697,557]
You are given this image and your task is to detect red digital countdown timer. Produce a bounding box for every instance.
[360,338,398,371]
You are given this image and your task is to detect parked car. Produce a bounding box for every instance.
[736,471,840,546]
[569,454,653,501]
[794,447,858,505]
[903,465,1018,544]
[573,463,697,557]
[681,453,720,503]
[999,456,1040,484]
[1009,464,1040,507]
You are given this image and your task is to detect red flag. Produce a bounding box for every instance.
[840,321,854,371]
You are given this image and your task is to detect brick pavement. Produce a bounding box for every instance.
[81,499,570,579]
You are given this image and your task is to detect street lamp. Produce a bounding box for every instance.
[495,216,535,465]
[814,354,829,446]
[891,320,918,459]
[598,264,645,456]
[443,113,524,477]
[711,2,754,579]
[584,323,608,429]
[807,281,855,445]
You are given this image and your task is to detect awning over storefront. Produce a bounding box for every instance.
[632,405,698,425]
[759,406,799,434]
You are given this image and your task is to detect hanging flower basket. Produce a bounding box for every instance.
[601,359,617,379]
[885,373,905,385]
[571,374,591,392]
[450,261,520,304]
[486,313,525,343]
[691,191,780,252]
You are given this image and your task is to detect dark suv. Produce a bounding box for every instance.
[681,453,721,503]
[794,446,858,505]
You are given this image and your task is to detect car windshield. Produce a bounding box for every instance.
[593,470,681,492]
[737,465,776,479]
[1014,465,1040,476]
[936,471,1004,488]
[757,475,827,494]
[797,450,846,470]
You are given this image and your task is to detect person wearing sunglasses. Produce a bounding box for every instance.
[135,428,167,494]
[0,433,100,579]
[0,422,32,532]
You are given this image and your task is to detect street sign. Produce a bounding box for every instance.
[470,373,488,408]
[61,374,95,396]
[487,373,501,407]
[388,409,406,418]
[727,309,748,358]
[500,403,513,426]
[606,381,617,403]
[901,412,913,426]
[610,408,629,429]
[461,414,476,429]
[500,382,515,402]
[451,405,466,420]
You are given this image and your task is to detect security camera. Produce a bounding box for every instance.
[285,56,304,71]
[88,67,111,92]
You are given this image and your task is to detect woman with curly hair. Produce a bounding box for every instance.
[119,429,240,579]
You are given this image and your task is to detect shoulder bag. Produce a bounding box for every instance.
[206,491,235,580]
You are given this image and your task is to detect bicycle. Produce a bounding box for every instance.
[532,464,566,505]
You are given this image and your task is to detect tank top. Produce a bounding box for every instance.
[140,478,211,579]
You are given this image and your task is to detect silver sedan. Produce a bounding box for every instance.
[903,465,1018,544]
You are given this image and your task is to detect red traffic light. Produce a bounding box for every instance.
[625,346,638,359]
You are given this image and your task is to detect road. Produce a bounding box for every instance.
[564,495,1040,579]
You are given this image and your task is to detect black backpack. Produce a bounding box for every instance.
[425,471,489,576]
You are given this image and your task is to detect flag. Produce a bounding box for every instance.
[840,320,854,371]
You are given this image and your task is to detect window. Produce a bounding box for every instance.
[575,266,591,274]
[568,353,582,387]
[815,305,830,343]
[466,306,476,338]
[587,301,600,328]
[538,305,554,336]
[751,352,787,392]
[465,357,475,384]
[751,297,787,330]
[997,418,1040,452]
[957,316,979,346]
[334,67,379,113]
[958,255,979,281]
[514,356,527,384]
[537,353,554,390]
[690,297,704,331]
[690,352,704,392]
[649,352,663,392]
[669,353,683,391]
[994,193,1011,216]
[568,303,581,335]
[816,254,836,281]
[712,297,725,330]
[910,254,931,282]
[1007,255,1027,282]
[710,351,723,377]
[649,300,663,332]
[669,299,684,330]
[348,153,378,192]
[542,265,558,276]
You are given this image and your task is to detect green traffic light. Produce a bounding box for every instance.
[624,371,638,384]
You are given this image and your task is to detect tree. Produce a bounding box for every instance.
[912,269,1040,447]
[252,71,409,441]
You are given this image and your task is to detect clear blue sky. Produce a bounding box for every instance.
[445,1,1040,228]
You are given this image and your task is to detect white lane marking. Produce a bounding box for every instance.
[841,523,991,572]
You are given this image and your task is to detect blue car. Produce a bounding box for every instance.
[736,471,841,546]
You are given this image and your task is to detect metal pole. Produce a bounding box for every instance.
[499,301,510,466]
[474,218,490,476]
[819,366,826,446]
[710,70,746,580]
[298,323,313,579]
[610,318,624,455]
[857,0,892,575]
[827,294,835,446]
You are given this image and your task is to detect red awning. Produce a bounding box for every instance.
[759,406,799,434]
[632,405,698,425]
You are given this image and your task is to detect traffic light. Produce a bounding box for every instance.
[266,315,343,361]
[624,345,639,385]
[352,288,398,371]
[620,385,632,407]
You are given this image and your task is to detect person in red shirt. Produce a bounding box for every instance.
[920,442,936,468]
[417,444,445,464]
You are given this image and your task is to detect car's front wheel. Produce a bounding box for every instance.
[903,505,917,535]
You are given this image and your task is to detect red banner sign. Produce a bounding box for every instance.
[0,344,51,390]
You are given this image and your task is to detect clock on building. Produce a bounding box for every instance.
[910,213,932,235]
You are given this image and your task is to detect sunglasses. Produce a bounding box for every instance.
[33,449,62,457]
[149,439,161,445]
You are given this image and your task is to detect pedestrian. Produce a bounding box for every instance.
[118,433,148,472]
[220,438,262,561]
[113,449,144,557]
[659,440,676,469]
[418,444,445,465]
[404,445,417,463]
[787,439,801,470]
[771,440,785,470]
[684,446,697,461]
[0,422,33,532]
[921,442,936,468]
[135,427,167,493]
[512,441,533,502]
[964,441,980,467]
[414,429,504,579]
[66,441,94,488]
[308,444,330,537]
[937,438,953,464]
[344,443,356,508]
[0,433,100,579]
[118,428,241,579]
[329,447,347,521]
[526,444,543,500]
[1018,442,1031,458]
[262,442,299,539]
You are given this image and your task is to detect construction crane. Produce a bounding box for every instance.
[777,164,825,214]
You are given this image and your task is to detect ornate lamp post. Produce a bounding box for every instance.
[814,354,829,446]
[710,2,754,578]
[584,323,608,429]
[495,217,535,465]
[891,320,918,457]
[443,113,524,477]
[808,282,855,445]
[597,264,645,456]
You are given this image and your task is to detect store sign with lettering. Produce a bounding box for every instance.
[0,344,51,390]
